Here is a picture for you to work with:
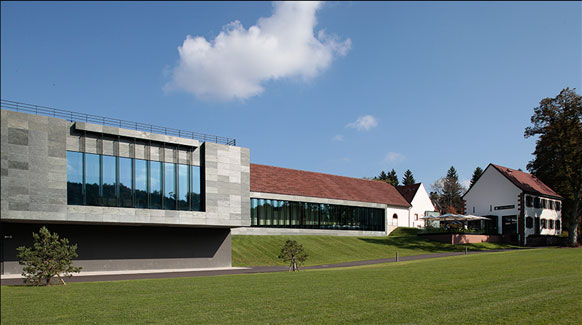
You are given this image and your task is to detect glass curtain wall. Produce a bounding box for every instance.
[66,151,202,211]
[250,198,385,231]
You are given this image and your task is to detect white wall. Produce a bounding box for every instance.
[407,183,435,228]
[523,195,562,240]
[387,206,410,227]
[463,166,521,234]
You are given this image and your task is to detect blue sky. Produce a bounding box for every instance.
[2,1,581,190]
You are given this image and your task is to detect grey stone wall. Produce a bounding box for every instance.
[1,109,250,228]
[1,110,68,221]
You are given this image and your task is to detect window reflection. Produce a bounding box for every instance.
[66,151,83,205]
[102,155,117,207]
[149,161,162,209]
[119,157,133,208]
[250,198,385,231]
[85,153,100,206]
[177,164,189,210]
[135,159,148,208]
[65,151,203,212]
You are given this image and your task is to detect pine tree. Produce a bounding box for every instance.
[16,227,82,286]
[402,169,416,185]
[470,167,483,187]
[386,169,399,186]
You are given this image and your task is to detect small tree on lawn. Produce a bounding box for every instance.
[278,239,308,271]
[17,227,82,286]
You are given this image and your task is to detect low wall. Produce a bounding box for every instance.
[418,233,502,244]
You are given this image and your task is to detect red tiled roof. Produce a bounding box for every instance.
[491,164,562,199]
[250,164,411,207]
[395,183,422,204]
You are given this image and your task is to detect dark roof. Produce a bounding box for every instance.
[491,164,562,199]
[250,164,411,207]
[395,183,422,204]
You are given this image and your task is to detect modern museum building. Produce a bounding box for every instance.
[1,101,417,275]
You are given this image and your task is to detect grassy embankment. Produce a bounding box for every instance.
[2,248,581,324]
[232,227,518,266]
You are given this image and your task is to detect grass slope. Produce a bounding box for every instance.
[232,227,517,266]
[2,248,581,324]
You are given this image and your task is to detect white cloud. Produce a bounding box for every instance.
[165,1,351,101]
[346,115,378,131]
[383,152,405,164]
[331,134,344,141]
[461,179,471,190]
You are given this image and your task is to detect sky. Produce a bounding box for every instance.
[2,1,581,191]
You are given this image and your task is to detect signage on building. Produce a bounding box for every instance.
[494,205,515,210]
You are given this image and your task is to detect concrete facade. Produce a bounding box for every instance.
[1,109,250,274]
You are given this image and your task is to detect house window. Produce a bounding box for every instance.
[541,219,547,229]
[533,197,541,209]
[556,202,561,211]
[525,196,533,207]
[541,199,547,209]
[556,220,561,230]
[525,217,533,229]
[548,200,553,210]
[549,220,554,229]
[414,214,418,221]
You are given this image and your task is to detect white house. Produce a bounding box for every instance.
[396,183,437,228]
[463,164,562,246]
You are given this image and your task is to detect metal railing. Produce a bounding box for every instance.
[1,99,236,146]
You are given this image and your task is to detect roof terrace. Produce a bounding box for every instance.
[1,99,236,146]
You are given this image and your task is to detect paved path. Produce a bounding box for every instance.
[0,249,519,286]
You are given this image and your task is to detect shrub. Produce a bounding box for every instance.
[16,227,82,286]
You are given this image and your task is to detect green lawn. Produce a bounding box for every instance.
[3,248,580,324]
[232,227,518,266]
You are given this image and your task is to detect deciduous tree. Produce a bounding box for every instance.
[431,166,466,214]
[524,87,582,246]
[278,240,308,271]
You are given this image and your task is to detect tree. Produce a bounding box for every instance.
[16,227,82,285]
[524,88,582,246]
[402,169,416,185]
[431,166,466,214]
[386,169,399,186]
[470,167,483,187]
[378,170,388,181]
[278,239,308,271]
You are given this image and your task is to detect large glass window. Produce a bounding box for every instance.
[250,198,385,231]
[149,161,162,209]
[164,163,176,210]
[102,155,117,207]
[66,151,202,211]
[66,151,83,205]
[191,165,202,211]
[85,153,100,206]
[177,164,189,211]
[135,159,148,209]
[119,157,133,208]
